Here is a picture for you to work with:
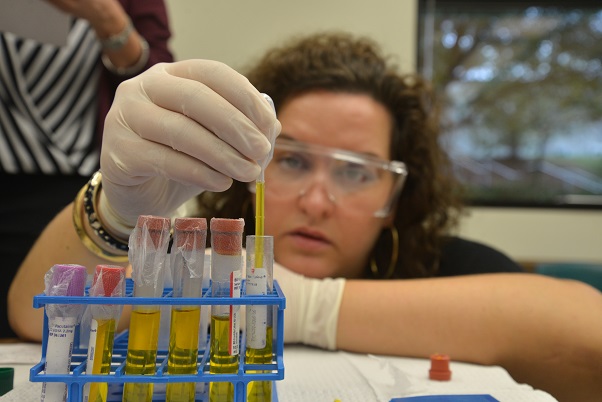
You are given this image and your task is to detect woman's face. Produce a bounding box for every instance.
[263,91,393,279]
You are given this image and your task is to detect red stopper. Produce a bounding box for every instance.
[91,265,125,297]
[174,217,207,250]
[135,215,171,248]
[210,218,244,255]
[429,353,452,381]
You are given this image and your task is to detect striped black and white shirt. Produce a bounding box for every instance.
[0,19,101,177]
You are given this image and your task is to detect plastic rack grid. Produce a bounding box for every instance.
[30,278,286,402]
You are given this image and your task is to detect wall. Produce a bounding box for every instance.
[164,0,602,265]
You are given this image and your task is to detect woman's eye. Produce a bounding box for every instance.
[337,164,378,185]
[276,153,308,172]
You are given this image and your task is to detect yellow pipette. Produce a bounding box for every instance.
[255,94,276,260]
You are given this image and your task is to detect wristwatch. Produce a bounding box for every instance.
[102,37,149,76]
[100,18,133,51]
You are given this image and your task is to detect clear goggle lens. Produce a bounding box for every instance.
[254,138,408,218]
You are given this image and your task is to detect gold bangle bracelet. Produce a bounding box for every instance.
[73,172,129,262]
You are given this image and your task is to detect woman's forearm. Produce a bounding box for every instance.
[337,274,602,401]
[8,203,126,341]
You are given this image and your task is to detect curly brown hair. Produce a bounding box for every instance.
[198,31,464,279]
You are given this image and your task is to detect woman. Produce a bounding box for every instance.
[9,32,602,401]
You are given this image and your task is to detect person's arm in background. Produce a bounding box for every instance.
[46,0,172,73]
[46,0,175,138]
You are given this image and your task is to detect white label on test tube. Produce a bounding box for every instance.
[86,319,99,372]
[229,270,241,355]
[82,319,99,402]
[41,316,78,402]
[246,268,268,349]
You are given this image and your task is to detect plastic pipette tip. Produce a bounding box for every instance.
[49,264,87,297]
[210,218,244,255]
[429,353,452,381]
[91,265,125,297]
[175,217,207,250]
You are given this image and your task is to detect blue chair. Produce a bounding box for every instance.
[535,262,602,292]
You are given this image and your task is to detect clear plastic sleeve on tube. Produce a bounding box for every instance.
[128,214,171,298]
[209,218,244,401]
[171,217,207,298]
[245,235,274,350]
[123,215,171,402]
[41,264,87,402]
[84,265,126,402]
[43,264,87,319]
[166,217,207,401]
[88,264,126,320]
[245,236,274,402]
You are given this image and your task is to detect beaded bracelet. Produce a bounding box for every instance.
[72,171,129,262]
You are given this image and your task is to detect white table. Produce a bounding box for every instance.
[0,343,558,402]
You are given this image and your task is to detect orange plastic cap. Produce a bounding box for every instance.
[429,353,452,381]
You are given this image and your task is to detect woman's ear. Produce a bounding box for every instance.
[382,212,395,228]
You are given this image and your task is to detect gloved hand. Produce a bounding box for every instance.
[99,59,281,236]
[273,262,346,350]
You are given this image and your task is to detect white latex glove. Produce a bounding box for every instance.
[99,60,281,236]
[273,262,346,350]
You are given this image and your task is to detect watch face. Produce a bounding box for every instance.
[101,19,133,50]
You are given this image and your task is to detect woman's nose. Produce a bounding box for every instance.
[297,179,336,219]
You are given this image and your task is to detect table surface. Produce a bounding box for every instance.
[0,342,558,402]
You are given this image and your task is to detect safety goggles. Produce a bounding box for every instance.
[255,138,408,218]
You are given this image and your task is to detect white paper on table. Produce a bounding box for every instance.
[0,0,70,46]
[277,346,559,402]
[0,343,42,364]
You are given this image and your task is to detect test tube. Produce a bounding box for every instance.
[84,265,126,402]
[196,253,212,396]
[166,217,207,402]
[123,215,171,402]
[41,264,87,402]
[245,235,274,402]
[209,218,244,402]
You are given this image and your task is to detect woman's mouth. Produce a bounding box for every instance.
[288,228,332,252]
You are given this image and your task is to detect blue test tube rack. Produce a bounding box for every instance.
[30,278,286,402]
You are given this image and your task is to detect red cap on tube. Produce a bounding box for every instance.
[91,265,125,297]
[174,217,207,250]
[135,215,171,248]
[210,218,244,255]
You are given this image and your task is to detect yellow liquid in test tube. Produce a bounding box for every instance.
[166,306,202,402]
[255,181,265,238]
[209,315,239,402]
[123,308,161,402]
[251,181,271,402]
[87,319,116,402]
[246,325,273,401]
